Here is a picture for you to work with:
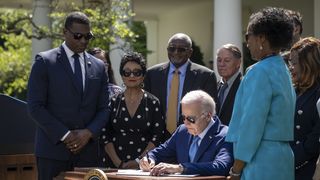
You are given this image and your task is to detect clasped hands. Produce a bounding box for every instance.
[63,129,92,154]
[139,157,183,176]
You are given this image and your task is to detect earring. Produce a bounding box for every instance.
[259,46,263,50]
[121,83,126,89]
[140,83,144,89]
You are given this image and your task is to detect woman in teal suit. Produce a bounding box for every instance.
[226,7,296,180]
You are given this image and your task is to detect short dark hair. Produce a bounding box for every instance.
[88,47,117,84]
[286,9,303,35]
[119,52,146,76]
[64,11,90,29]
[248,7,293,50]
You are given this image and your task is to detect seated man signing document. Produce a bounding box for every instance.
[139,90,233,176]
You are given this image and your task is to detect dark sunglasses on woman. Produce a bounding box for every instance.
[122,70,143,77]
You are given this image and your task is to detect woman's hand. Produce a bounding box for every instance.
[122,160,139,169]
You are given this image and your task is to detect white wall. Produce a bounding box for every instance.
[149,0,213,67]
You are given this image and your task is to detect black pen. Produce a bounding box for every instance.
[146,151,151,164]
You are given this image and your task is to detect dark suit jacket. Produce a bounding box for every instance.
[217,73,241,125]
[290,82,320,180]
[144,61,218,126]
[148,117,233,176]
[27,46,109,164]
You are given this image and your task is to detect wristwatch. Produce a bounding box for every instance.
[229,167,241,176]
[178,164,184,173]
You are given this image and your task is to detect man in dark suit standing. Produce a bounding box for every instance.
[216,44,242,125]
[139,90,233,176]
[144,33,218,139]
[27,12,109,179]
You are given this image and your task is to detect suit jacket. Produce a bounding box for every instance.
[217,73,241,125]
[226,55,296,161]
[27,46,109,164]
[290,82,320,180]
[144,61,218,126]
[148,117,233,176]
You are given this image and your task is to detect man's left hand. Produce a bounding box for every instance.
[150,162,182,176]
[70,129,93,154]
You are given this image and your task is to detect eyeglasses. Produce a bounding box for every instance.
[167,46,189,53]
[122,70,143,77]
[67,28,94,40]
[180,113,205,124]
[288,60,298,67]
[245,32,253,42]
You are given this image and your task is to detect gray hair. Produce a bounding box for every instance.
[180,90,216,115]
[217,43,242,59]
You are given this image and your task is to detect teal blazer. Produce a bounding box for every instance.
[226,55,295,161]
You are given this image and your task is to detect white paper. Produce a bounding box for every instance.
[116,169,199,177]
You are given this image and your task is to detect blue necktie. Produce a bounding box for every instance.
[73,54,83,93]
[189,136,200,162]
[218,82,228,105]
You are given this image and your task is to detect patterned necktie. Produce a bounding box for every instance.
[189,136,200,162]
[72,53,83,93]
[218,82,228,105]
[166,69,180,134]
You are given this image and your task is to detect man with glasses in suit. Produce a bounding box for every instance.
[139,90,233,176]
[144,33,218,140]
[27,12,109,179]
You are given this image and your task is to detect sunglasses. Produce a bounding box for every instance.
[180,113,205,124]
[122,70,143,77]
[245,32,253,42]
[67,28,94,40]
[167,46,189,53]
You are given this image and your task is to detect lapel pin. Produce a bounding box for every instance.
[87,61,92,66]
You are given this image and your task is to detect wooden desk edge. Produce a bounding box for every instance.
[57,168,229,180]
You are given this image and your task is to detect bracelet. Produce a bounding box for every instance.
[118,161,124,168]
[229,167,241,177]
[135,158,140,164]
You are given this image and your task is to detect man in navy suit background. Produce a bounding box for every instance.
[27,12,109,179]
[139,90,233,176]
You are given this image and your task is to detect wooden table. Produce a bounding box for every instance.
[57,167,228,180]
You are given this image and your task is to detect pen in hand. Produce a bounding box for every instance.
[146,150,151,164]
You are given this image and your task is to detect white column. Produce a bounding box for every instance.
[145,20,158,67]
[213,0,242,80]
[315,0,320,39]
[32,0,52,61]
[109,40,125,85]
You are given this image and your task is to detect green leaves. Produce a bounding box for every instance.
[0,33,31,100]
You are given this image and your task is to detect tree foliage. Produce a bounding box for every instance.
[0,33,31,100]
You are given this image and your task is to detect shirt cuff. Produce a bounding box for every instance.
[61,130,71,141]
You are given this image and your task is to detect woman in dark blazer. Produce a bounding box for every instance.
[289,37,320,180]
